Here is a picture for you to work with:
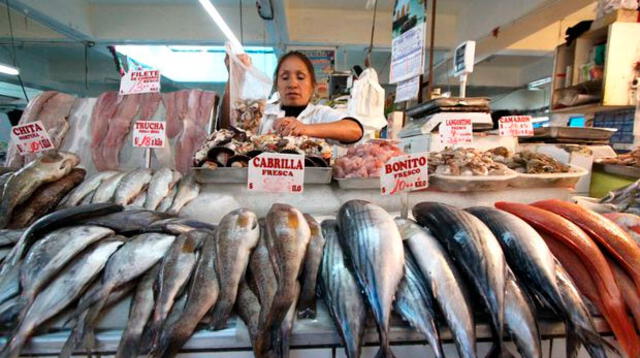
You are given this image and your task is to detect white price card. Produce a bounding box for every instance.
[499,115,534,137]
[395,76,421,103]
[248,153,305,193]
[119,69,161,95]
[380,153,429,196]
[439,118,473,146]
[132,121,166,148]
[10,120,54,155]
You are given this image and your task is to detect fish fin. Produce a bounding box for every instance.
[485,343,515,358]
[59,309,89,358]
[374,347,396,358]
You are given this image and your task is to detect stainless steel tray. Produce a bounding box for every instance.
[531,127,617,141]
[430,170,518,192]
[193,167,332,184]
[334,177,380,190]
[509,166,588,189]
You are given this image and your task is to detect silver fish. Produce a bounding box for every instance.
[92,172,127,203]
[504,274,541,358]
[1,238,124,358]
[145,168,182,211]
[210,208,260,329]
[167,174,200,215]
[297,214,325,319]
[338,200,404,358]
[397,218,475,358]
[114,169,153,205]
[235,279,261,345]
[130,191,147,208]
[59,170,119,208]
[318,220,367,358]
[413,202,506,352]
[78,209,171,235]
[148,230,219,358]
[147,232,202,344]
[0,230,22,248]
[157,186,177,213]
[271,281,300,358]
[80,191,95,205]
[0,265,20,308]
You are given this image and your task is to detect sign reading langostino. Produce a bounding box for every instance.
[381,153,429,195]
[439,118,473,146]
[248,153,305,193]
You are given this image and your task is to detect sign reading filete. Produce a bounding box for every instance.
[119,70,161,95]
[11,121,54,155]
[499,115,534,137]
[248,153,305,193]
[133,121,166,148]
[381,153,429,195]
[439,119,473,146]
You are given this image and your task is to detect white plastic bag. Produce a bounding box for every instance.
[227,44,272,133]
[348,68,387,136]
[597,0,639,18]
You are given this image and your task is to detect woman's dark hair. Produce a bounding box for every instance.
[273,51,317,88]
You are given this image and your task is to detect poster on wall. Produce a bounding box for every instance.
[390,0,426,84]
[287,47,336,98]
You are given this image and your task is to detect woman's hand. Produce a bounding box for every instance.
[274,117,307,136]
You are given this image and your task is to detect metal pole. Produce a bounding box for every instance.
[426,0,437,99]
[401,191,409,219]
[145,148,152,169]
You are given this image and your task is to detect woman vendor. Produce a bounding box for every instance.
[222,51,364,143]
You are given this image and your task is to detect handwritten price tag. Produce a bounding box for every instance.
[440,119,473,146]
[499,115,533,137]
[119,70,161,95]
[248,153,305,193]
[380,153,429,195]
[132,121,166,148]
[10,121,55,155]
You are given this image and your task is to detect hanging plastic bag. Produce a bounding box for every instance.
[227,44,272,134]
[348,68,387,138]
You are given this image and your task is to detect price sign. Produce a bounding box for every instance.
[248,153,305,193]
[10,121,54,155]
[499,115,534,137]
[132,121,166,148]
[380,153,429,196]
[439,119,473,146]
[119,69,161,95]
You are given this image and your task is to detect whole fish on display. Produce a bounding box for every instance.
[167,174,200,215]
[113,168,153,205]
[396,219,475,358]
[602,212,640,245]
[503,274,541,358]
[209,208,259,329]
[145,218,217,235]
[130,192,147,207]
[235,278,261,345]
[609,260,640,329]
[318,220,367,358]
[145,168,182,210]
[413,202,506,353]
[297,214,325,319]
[338,200,404,358]
[78,209,172,235]
[92,172,127,203]
[59,170,119,208]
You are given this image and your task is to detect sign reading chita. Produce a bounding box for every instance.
[381,153,429,195]
[10,120,54,155]
[248,153,305,193]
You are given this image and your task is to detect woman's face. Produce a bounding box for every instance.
[277,56,314,106]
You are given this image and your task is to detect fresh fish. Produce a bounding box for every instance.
[413,202,506,352]
[167,174,200,215]
[503,274,541,358]
[0,238,124,358]
[145,168,182,211]
[573,196,617,214]
[115,265,160,358]
[145,218,217,235]
[0,151,79,229]
[297,214,325,319]
[73,233,176,317]
[609,260,640,329]
[157,186,177,213]
[209,208,259,329]
[0,296,21,331]
[92,172,127,203]
[394,250,443,358]
[0,230,22,247]
[271,281,300,358]
[396,219,475,358]
[78,209,172,235]
[59,170,119,208]
[148,232,202,344]
[0,203,123,279]
[495,201,639,358]
[0,172,14,204]
[318,220,367,358]
[0,265,20,308]
[130,191,147,208]
[533,200,640,297]
[235,279,261,345]
[8,168,86,229]
[114,169,153,205]
[19,226,115,313]
[80,191,95,205]
[602,212,640,246]
[257,204,311,355]
[148,230,219,358]
[338,200,404,358]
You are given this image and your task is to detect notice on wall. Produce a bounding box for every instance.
[389,0,426,83]
[119,69,161,95]
[10,121,54,155]
[132,121,166,148]
[395,76,421,103]
[439,119,473,146]
[380,153,429,195]
[248,153,305,193]
[499,115,534,137]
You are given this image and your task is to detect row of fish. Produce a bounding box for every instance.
[58,167,200,215]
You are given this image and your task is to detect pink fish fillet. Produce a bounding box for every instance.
[101,94,141,170]
[196,91,218,128]
[5,91,58,168]
[603,212,640,247]
[174,90,205,173]
[139,92,162,121]
[91,92,120,170]
[162,92,180,139]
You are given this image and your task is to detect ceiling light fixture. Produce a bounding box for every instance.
[0,63,19,76]
[197,0,244,53]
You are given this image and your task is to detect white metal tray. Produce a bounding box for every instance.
[509,166,588,188]
[193,167,332,184]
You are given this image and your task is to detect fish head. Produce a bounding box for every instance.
[303,213,321,237]
[40,151,80,174]
[219,208,259,238]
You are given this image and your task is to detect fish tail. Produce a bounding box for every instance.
[209,301,232,330]
[374,327,395,358]
[115,335,140,358]
[568,322,615,358]
[485,343,515,358]
[373,347,396,358]
[1,334,25,358]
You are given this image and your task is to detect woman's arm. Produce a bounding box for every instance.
[276,117,363,143]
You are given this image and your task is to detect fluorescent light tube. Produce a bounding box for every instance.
[0,63,19,76]
[197,0,244,53]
